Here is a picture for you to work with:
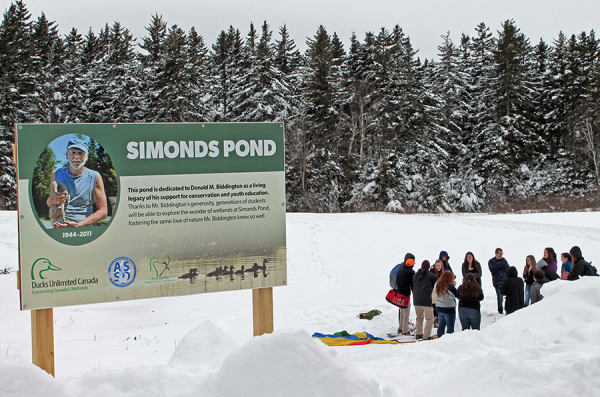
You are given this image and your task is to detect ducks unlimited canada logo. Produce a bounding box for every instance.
[108,257,137,287]
[30,258,99,291]
[31,258,62,281]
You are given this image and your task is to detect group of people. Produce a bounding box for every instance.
[392,246,591,340]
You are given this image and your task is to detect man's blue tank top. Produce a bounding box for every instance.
[55,167,99,222]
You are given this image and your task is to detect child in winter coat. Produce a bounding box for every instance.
[560,252,573,279]
[530,270,549,304]
[434,271,457,337]
[500,266,525,314]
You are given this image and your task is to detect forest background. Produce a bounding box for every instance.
[1,1,600,213]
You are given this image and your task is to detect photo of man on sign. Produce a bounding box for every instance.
[44,138,108,228]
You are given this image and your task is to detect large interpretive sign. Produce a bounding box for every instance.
[16,123,286,310]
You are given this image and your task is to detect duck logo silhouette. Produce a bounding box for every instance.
[31,258,62,280]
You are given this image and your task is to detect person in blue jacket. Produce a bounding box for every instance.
[439,250,453,274]
[488,248,510,314]
[560,252,573,279]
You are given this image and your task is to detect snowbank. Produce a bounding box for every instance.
[2,211,600,396]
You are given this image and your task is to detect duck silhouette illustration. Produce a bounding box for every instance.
[234,265,245,275]
[245,264,259,274]
[31,258,62,280]
[178,268,198,282]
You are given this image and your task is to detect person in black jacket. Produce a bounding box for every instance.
[395,253,415,335]
[458,273,484,330]
[500,266,525,314]
[523,255,536,306]
[567,246,588,280]
[462,252,482,286]
[412,260,438,339]
[488,248,510,314]
[541,265,559,281]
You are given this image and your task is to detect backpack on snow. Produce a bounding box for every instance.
[389,264,401,288]
[585,261,598,276]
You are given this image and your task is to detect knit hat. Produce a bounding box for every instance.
[405,258,415,267]
[421,260,430,269]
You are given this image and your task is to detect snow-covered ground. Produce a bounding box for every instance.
[1,210,600,396]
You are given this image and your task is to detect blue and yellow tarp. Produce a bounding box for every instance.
[312,331,398,346]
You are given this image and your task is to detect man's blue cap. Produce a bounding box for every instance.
[67,138,88,152]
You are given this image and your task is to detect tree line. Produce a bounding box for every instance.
[1,1,599,212]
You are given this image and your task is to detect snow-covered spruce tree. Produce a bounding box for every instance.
[0,0,35,208]
[230,21,292,122]
[345,28,402,210]
[389,27,449,211]
[29,12,69,126]
[61,28,85,123]
[466,22,500,207]
[148,24,203,122]
[293,25,347,211]
[138,14,167,122]
[210,26,244,121]
[276,24,306,211]
[140,16,210,122]
[80,22,142,123]
[424,32,473,211]
[185,27,211,122]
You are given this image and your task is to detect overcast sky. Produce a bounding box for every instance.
[3,0,600,60]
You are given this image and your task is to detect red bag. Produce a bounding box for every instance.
[386,289,410,308]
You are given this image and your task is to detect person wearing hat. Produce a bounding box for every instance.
[394,253,415,335]
[412,260,438,340]
[46,138,107,228]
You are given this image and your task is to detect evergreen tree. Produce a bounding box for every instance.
[31,146,57,217]
[0,0,34,207]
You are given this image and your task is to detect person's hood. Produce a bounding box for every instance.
[404,253,415,261]
[439,251,449,260]
[570,246,583,260]
[506,266,518,278]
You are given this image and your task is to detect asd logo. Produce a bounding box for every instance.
[108,257,136,288]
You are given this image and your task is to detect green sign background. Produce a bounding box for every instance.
[17,123,287,310]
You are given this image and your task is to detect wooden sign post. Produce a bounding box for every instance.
[31,308,55,377]
[252,287,274,336]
